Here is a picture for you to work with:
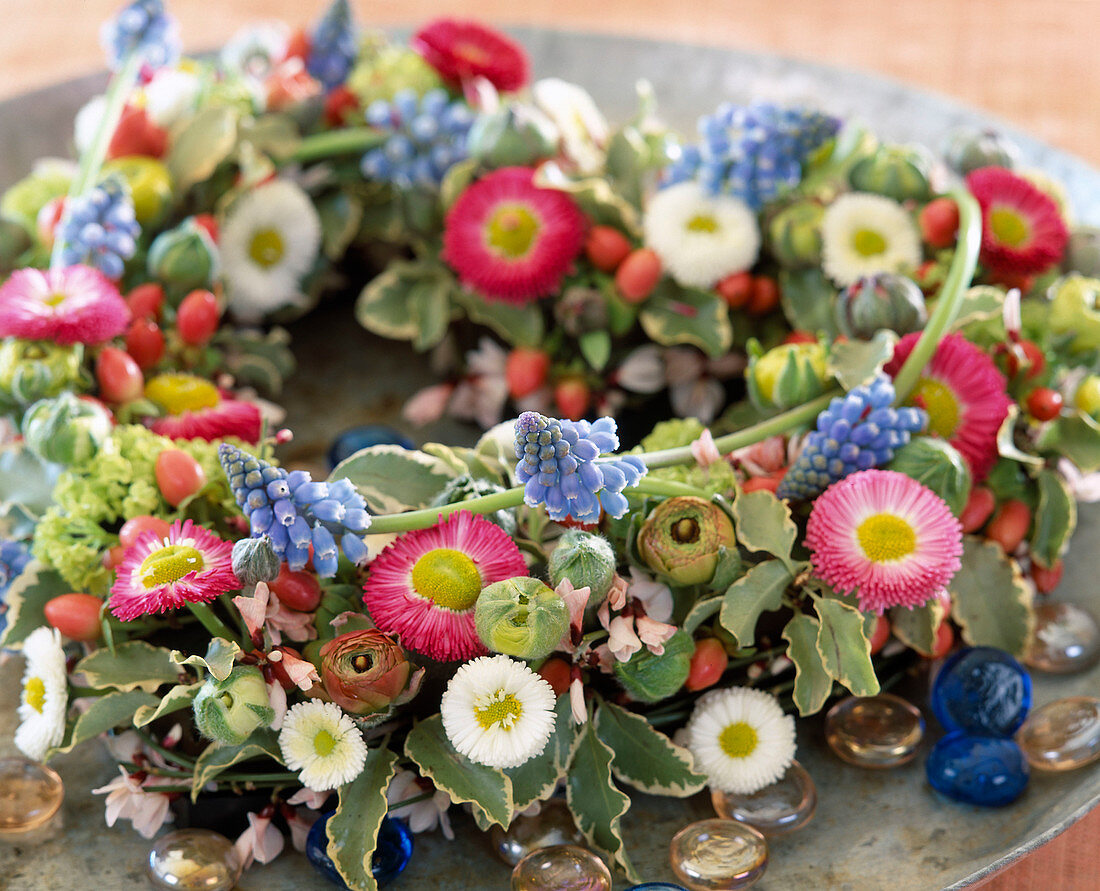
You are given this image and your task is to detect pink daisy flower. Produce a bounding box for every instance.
[144,373,262,444]
[0,265,129,345]
[363,511,528,662]
[109,519,238,621]
[442,167,586,305]
[885,332,1011,482]
[411,19,530,92]
[806,469,963,614]
[966,166,1068,276]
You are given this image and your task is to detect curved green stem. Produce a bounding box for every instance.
[187,602,239,645]
[891,186,982,401]
[368,487,525,534]
[282,127,387,165]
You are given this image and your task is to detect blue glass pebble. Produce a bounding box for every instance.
[328,425,414,469]
[931,646,1031,737]
[305,813,413,888]
[926,731,1030,807]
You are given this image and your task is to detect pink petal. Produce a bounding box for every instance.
[607,616,642,662]
[690,428,721,468]
[569,677,587,724]
[635,615,677,655]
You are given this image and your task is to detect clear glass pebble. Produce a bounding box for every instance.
[627,884,690,890]
[0,757,63,840]
[930,646,1031,736]
[511,844,613,891]
[492,798,584,866]
[825,694,925,768]
[669,819,768,891]
[1024,603,1100,674]
[146,829,243,891]
[710,760,816,835]
[1016,696,1100,771]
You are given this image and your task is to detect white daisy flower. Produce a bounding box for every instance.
[16,627,69,761]
[440,655,556,770]
[278,700,367,792]
[220,180,322,323]
[221,21,291,81]
[141,68,203,129]
[531,79,608,176]
[821,192,921,286]
[643,182,760,289]
[685,686,796,795]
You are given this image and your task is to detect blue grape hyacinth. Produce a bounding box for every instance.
[361,88,475,188]
[56,179,140,279]
[219,444,371,577]
[514,412,647,524]
[100,0,180,71]
[777,375,927,501]
[307,0,357,90]
[663,102,841,210]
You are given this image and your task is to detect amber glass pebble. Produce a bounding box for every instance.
[669,819,768,891]
[146,829,244,891]
[1016,696,1100,771]
[1025,603,1100,674]
[0,757,63,839]
[825,693,924,768]
[511,844,613,891]
[492,798,584,867]
[710,760,816,836]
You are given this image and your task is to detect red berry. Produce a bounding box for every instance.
[716,271,753,309]
[918,197,960,249]
[930,621,955,659]
[554,378,590,421]
[990,268,1034,293]
[323,85,360,128]
[741,471,785,494]
[108,104,168,160]
[44,593,104,642]
[126,283,165,320]
[585,225,632,273]
[985,499,1031,553]
[747,277,780,315]
[1031,559,1064,594]
[177,289,221,346]
[784,331,817,345]
[614,248,662,303]
[1026,387,1063,422]
[869,615,891,655]
[102,544,128,569]
[1005,340,1045,380]
[155,448,206,507]
[685,638,728,691]
[268,565,323,612]
[125,317,166,369]
[537,657,572,697]
[191,214,219,243]
[119,515,171,549]
[959,486,996,533]
[96,346,144,403]
[505,347,551,399]
[284,27,311,61]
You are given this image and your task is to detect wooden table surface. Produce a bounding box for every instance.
[3,1,1099,888]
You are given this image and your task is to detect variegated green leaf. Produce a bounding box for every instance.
[77,641,181,693]
[815,598,879,697]
[732,490,799,566]
[827,330,896,390]
[782,614,833,716]
[506,695,577,810]
[594,700,705,796]
[1029,467,1076,568]
[330,445,456,513]
[134,682,202,728]
[719,560,793,648]
[890,599,946,656]
[191,729,282,801]
[51,690,159,756]
[639,283,732,358]
[950,537,1034,656]
[0,560,71,649]
[328,746,398,891]
[170,638,240,681]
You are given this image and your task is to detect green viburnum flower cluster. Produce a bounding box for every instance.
[33,424,242,594]
[636,419,738,496]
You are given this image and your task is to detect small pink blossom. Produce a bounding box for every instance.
[569,675,587,724]
[606,573,629,611]
[691,428,721,468]
[266,678,287,730]
[554,578,591,652]
[386,770,453,840]
[627,567,673,623]
[235,809,285,868]
[233,582,317,648]
[287,788,331,810]
[732,435,789,477]
[403,383,455,426]
[635,615,677,655]
[616,345,666,394]
[92,767,173,839]
[606,614,642,662]
[285,805,320,851]
[268,647,321,691]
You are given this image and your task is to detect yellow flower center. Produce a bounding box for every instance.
[989,206,1030,248]
[912,377,960,438]
[686,213,719,233]
[474,690,524,731]
[24,676,46,714]
[42,292,67,308]
[410,547,482,611]
[851,227,887,257]
[486,205,540,259]
[145,373,221,415]
[138,544,205,588]
[249,227,286,268]
[313,729,337,757]
[857,513,917,563]
[718,721,758,759]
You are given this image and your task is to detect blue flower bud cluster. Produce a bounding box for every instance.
[0,540,32,638]
[218,444,371,578]
[307,0,357,90]
[663,102,841,210]
[777,375,927,501]
[100,0,180,71]
[361,88,475,188]
[56,179,140,279]
[514,412,647,524]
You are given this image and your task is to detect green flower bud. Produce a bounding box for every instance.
[636,496,737,586]
[320,629,415,715]
[613,629,693,702]
[639,418,706,452]
[467,105,558,168]
[835,273,927,340]
[0,159,72,234]
[548,530,617,605]
[768,200,824,268]
[347,45,444,107]
[21,391,111,466]
[1064,226,1100,278]
[1048,274,1100,352]
[0,339,83,412]
[147,217,218,290]
[192,664,274,745]
[746,340,828,410]
[942,127,1020,175]
[431,475,516,536]
[888,438,971,516]
[231,536,281,586]
[475,576,569,660]
[848,145,933,202]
